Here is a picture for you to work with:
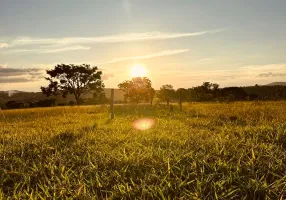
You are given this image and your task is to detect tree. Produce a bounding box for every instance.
[118,77,154,104]
[220,87,248,100]
[212,83,219,90]
[176,88,188,111]
[117,80,131,103]
[211,83,220,98]
[189,86,203,101]
[189,82,220,101]
[157,84,176,106]
[148,88,156,105]
[93,91,108,104]
[202,82,212,92]
[41,64,104,105]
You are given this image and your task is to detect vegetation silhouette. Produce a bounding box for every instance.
[157,84,176,106]
[41,64,104,105]
[118,77,155,104]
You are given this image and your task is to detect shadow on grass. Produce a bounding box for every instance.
[49,131,83,149]
[113,104,157,117]
[112,104,180,118]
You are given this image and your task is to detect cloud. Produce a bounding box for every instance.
[103,49,189,64]
[257,72,286,77]
[0,77,37,83]
[158,63,286,87]
[102,73,114,80]
[0,43,8,48]
[0,67,46,83]
[0,29,223,54]
[0,64,7,68]
[0,65,114,83]
[0,67,44,77]
[41,46,90,53]
[171,64,286,79]
[9,29,224,46]
[240,64,286,72]
[3,45,90,54]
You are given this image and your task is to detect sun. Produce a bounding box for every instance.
[130,64,147,78]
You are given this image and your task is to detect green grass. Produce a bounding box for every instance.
[1,102,286,199]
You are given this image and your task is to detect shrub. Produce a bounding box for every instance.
[37,98,56,107]
[5,101,27,109]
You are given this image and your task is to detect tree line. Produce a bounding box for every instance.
[2,64,286,109]
[118,77,286,106]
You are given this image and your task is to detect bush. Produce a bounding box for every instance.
[5,101,27,109]
[68,100,75,106]
[37,99,56,107]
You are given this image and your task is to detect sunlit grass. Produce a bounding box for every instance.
[1,102,286,199]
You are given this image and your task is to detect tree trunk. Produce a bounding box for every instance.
[74,93,81,105]
[167,100,169,106]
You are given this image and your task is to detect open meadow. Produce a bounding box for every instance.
[1,102,286,199]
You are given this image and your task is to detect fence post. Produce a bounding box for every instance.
[110,89,115,119]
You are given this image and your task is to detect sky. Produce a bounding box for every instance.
[0,0,286,91]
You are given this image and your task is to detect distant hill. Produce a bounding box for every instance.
[0,90,25,96]
[0,88,125,106]
[265,82,286,86]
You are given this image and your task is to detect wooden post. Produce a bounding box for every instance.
[110,89,114,119]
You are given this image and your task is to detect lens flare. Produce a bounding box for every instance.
[133,118,155,131]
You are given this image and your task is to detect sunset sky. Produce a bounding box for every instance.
[0,0,286,91]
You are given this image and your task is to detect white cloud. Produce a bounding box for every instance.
[0,43,8,48]
[9,29,224,46]
[0,29,223,55]
[102,49,189,64]
[40,46,90,53]
[3,45,90,54]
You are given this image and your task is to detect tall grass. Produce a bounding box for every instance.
[1,102,286,199]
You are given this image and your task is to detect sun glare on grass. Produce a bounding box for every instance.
[133,118,155,131]
[130,64,147,77]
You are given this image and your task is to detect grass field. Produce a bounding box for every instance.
[1,102,286,199]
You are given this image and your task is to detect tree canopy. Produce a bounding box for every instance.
[118,77,154,104]
[189,82,220,101]
[157,84,176,105]
[41,64,104,104]
[176,88,188,110]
